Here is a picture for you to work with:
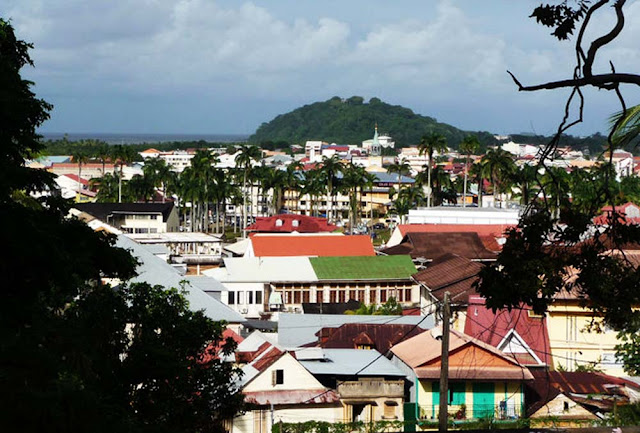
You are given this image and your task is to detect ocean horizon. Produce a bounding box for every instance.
[40,132,250,145]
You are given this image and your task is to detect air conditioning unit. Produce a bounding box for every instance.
[240,308,248,314]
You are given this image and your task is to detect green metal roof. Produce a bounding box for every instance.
[310,255,416,280]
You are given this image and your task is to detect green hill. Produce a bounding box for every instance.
[248,96,498,149]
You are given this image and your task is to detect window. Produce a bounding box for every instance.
[255,291,262,305]
[238,291,245,304]
[384,401,398,419]
[272,369,284,386]
[292,220,299,227]
[149,228,158,234]
[150,215,158,220]
[228,292,235,305]
[275,219,283,227]
[248,291,253,305]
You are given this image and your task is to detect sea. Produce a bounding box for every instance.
[40,132,250,145]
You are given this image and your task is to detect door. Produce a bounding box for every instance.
[472,382,495,419]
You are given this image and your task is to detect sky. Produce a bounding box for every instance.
[6,0,640,137]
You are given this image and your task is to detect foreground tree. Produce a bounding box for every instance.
[476,1,640,374]
[1,19,243,432]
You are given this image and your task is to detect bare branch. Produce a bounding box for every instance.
[509,72,640,92]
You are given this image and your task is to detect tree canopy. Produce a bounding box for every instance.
[1,18,243,432]
[248,96,498,149]
[476,0,640,375]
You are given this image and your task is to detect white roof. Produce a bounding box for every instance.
[203,257,317,283]
[223,238,251,256]
[128,232,222,243]
[115,236,244,323]
[297,348,405,377]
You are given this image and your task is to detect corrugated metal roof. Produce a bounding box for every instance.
[116,236,244,323]
[278,313,434,348]
[204,257,317,282]
[297,348,406,377]
[383,232,497,260]
[319,323,427,354]
[251,234,374,257]
[310,255,416,280]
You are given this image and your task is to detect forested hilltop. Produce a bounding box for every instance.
[248,96,499,149]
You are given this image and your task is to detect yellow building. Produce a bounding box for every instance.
[547,291,625,376]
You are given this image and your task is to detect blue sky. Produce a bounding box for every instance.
[6,0,640,137]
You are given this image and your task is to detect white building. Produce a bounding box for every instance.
[407,206,520,225]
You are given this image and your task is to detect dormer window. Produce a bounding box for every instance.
[275,219,283,227]
[292,220,299,227]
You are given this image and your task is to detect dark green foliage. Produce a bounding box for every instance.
[1,19,243,432]
[41,138,245,157]
[248,96,499,149]
[615,332,640,375]
[530,1,591,40]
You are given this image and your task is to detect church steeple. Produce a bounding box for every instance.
[373,123,379,145]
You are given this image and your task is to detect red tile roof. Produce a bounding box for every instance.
[62,173,90,186]
[246,214,337,233]
[250,234,375,257]
[463,296,552,366]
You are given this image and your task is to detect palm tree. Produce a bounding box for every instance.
[459,135,480,208]
[610,104,640,149]
[431,165,454,206]
[300,167,325,217]
[469,162,484,207]
[96,143,111,178]
[398,184,425,208]
[285,161,304,212]
[71,150,89,202]
[418,133,448,207]
[386,159,412,200]
[363,171,378,225]
[391,197,411,224]
[111,145,138,203]
[93,172,120,203]
[541,166,571,217]
[235,145,262,236]
[341,163,367,232]
[480,148,516,208]
[319,155,344,223]
[511,164,539,205]
[142,157,172,202]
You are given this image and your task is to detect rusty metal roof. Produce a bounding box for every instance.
[412,253,483,303]
[319,323,426,354]
[382,232,497,261]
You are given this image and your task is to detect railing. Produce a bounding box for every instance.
[417,402,523,421]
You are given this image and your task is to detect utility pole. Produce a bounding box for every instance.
[439,291,451,433]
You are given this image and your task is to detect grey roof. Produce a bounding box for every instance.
[140,243,170,256]
[296,348,406,377]
[115,235,244,323]
[374,172,415,184]
[183,275,228,292]
[76,202,175,221]
[277,313,434,348]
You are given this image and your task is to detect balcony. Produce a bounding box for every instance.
[338,379,404,399]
